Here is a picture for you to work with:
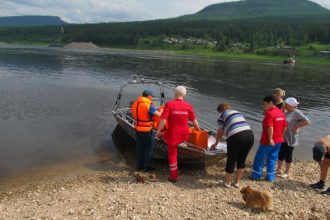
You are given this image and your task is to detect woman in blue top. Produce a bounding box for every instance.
[211,103,254,188]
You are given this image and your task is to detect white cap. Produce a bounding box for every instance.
[285,97,299,107]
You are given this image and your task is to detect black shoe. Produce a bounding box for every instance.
[310,181,325,190]
[321,187,330,195]
[143,166,156,172]
[168,177,177,183]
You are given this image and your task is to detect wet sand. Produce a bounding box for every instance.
[0,158,329,220]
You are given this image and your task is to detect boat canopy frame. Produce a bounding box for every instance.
[112,74,165,111]
[112,74,218,134]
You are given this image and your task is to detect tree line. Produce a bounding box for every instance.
[0,17,329,50]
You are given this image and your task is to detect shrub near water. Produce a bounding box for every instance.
[256,48,298,56]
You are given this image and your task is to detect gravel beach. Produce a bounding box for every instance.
[0,158,329,220]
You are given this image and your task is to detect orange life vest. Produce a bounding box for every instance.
[131,96,153,132]
[153,105,167,130]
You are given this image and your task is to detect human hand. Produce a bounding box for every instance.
[210,143,217,150]
[292,127,300,134]
[156,130,162,139]
[269,139,275,146]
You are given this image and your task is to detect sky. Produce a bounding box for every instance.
[1,0,330,23]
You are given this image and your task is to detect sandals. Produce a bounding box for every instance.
[222,182,240,188]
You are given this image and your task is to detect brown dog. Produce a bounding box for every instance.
[240,186,273,209]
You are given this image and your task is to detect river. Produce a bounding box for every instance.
[0,44,329,180]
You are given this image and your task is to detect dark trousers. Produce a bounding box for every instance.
[226,130,254,174]
[278,142,294,163]
[136,130,154,171]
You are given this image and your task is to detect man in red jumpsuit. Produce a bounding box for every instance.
[156,86,200,183]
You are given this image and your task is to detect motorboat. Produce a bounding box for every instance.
[283,57,296,65]
[112,75,227,166]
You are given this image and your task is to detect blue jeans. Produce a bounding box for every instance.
[136,130,155,171]
[251,143,282,181]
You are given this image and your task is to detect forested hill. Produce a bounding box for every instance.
[179,0,330,20]
[0,16,67,27]
[0,0,330,49]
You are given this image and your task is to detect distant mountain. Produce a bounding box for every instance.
[0,0,329,48]
[0,16,67,27]
[179,0,330,21]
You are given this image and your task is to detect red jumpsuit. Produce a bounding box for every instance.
[161,98,196,181]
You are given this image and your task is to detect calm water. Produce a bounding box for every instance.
[0,44,329,179]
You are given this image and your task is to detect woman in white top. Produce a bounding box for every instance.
[277,97,310,178]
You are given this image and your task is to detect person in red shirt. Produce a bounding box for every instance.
[156,86,200,183]
[250,95,287,182]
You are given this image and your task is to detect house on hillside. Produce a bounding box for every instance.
[282,45,292,49]
[320,51,330,56]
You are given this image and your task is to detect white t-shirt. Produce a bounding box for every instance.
[284,109,310,147]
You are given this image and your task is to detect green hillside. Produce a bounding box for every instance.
[179,0,330,20]
[0,0,329,58]
[0,16,67,27]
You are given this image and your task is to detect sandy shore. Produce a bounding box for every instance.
[63,42,99,49]
[0,159,329,220]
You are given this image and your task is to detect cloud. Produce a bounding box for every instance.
[0,0,329,23]
[0,0,154,23]
[313,0,330,9]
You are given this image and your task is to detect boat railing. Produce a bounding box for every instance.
[180,142,225,155]
[179,142,207,153]
[112,108,134,126]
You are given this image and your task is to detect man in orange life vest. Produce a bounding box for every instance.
[132,90,162,172]
[156,86,200,182]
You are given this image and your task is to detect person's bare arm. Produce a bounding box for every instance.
[210,128,224,150]
[192,119,200,131]
[152,105,163,117]
[268,127,274,146]
[292,120,310,133]
[153,109,162,117]
[156,119,166,138]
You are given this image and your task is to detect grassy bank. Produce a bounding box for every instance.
[2,41,330,65]
[173,49,330,65]
[105,43,330,65]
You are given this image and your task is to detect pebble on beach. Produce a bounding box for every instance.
[0,161,329,219]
